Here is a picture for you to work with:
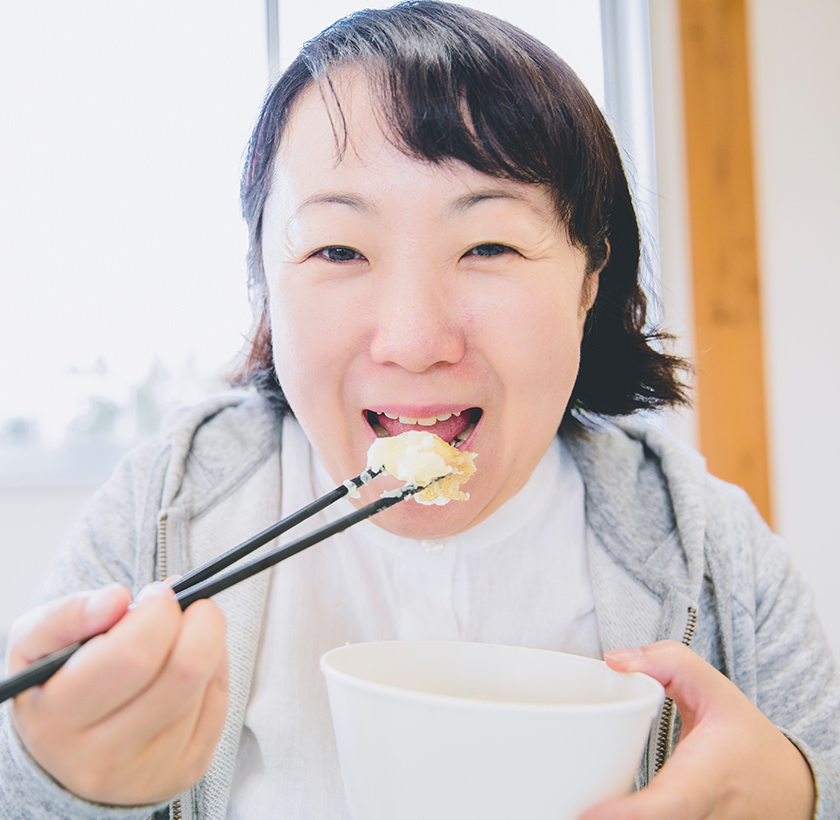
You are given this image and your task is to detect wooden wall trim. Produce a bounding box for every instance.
[679,0,772,523]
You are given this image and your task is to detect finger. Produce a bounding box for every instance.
[578,771,709,820]
[7,583,132,674]
[89,641,230,807]
[35,583,182,726]
[604,640,735,727]
[166,642,230,795]
[95,599,227,750]
[187,641,229,761]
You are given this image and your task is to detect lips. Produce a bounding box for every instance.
[366,408,482,447]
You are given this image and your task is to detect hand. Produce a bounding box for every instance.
[7,582,229,806]
[578,640,815,820]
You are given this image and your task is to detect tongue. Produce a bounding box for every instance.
[374,412,471,444]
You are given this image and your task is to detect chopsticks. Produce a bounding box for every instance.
[170,467,381,594]
[0,469,424,705]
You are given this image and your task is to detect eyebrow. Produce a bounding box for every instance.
[447,189,542,216]
[292,193,373,219]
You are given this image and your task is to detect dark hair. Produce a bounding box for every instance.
[231,0,688,420]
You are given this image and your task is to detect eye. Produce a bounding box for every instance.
[465,243,516,258]
[313,246,367,263]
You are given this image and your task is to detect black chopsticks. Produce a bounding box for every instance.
[170,467,380,594]
[0,469,424,705]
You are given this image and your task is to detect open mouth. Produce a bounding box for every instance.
[365,408,482,448]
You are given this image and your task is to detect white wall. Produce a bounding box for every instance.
[748,0,840,658]
[650,0,840,659]
[648,0,698,451]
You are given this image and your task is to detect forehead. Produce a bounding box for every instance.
[275,72,397,191]
[269,72,561,224]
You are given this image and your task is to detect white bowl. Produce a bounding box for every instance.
[320,641,664,820]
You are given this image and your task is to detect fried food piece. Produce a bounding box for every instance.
[367,431,477,505]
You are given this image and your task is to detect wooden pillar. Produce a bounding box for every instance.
[679,0,772,523]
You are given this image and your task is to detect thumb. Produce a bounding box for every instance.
[604,640,734,731]
[577,642,729,820]
[7,583,133,674]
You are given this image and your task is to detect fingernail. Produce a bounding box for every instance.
[134,581,173,605]
[605,647,644,663]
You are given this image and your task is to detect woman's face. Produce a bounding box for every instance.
[261,76,598,538]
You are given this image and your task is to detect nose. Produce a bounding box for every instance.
[368,267,466,372]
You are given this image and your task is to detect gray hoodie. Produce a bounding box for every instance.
[2,394,838,819]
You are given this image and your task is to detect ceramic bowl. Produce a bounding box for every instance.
[321,640,664,820]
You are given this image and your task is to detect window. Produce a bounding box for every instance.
[0,1,267,486]
[0,1,268,635]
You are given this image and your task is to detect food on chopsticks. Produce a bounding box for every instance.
[367,431,477,505]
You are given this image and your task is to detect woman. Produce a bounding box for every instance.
[2,3,836,819]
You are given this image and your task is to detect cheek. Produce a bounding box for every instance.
[528,317,584,402]
[518,319,583,429]
[267,279,331,406]
[479,282,584,384]
[267,274,368,415]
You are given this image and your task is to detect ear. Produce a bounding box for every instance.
[581,269,601,314]
[580,237,608,315]
[250,304,274,366]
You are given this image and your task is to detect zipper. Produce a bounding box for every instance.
[653,605,698,773]
[157,511,184,820]
[157,511,169,583]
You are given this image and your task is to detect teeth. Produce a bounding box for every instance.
[394,413,454,426]
[384,413,399,419]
